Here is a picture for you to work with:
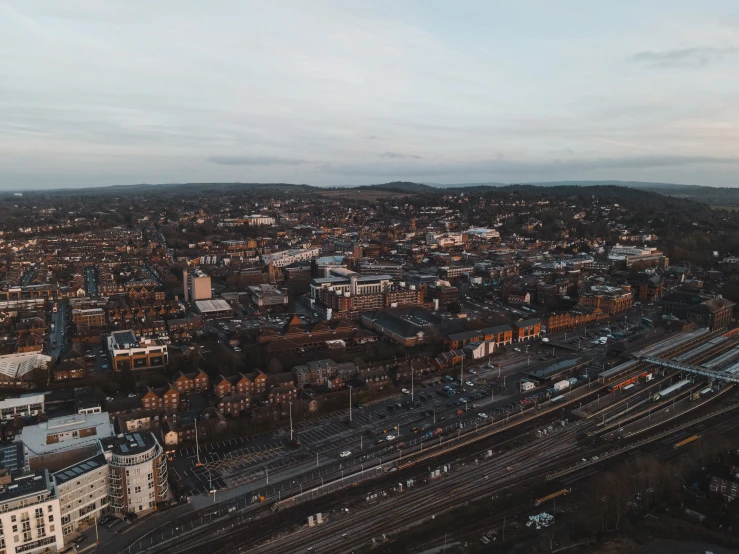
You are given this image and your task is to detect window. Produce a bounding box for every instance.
[48,515,53,523]
[11,516,16,523]
[49,525,55,533]
[12,525,17,533]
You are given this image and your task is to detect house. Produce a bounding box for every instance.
[359,368,389,388]
[268,385,297,405]
[218,394,251,416]
[513,318,541,342]
[435,350,465,370]
[173,369,210,393]
[53,360,86,381]
[293,359,337,387]
[710,475,738,502]
[214,371,267,398]
[141,385,179,412]
[507,292,531,305]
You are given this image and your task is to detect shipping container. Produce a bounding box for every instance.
[553,380,570,392]
[653,379,690,402]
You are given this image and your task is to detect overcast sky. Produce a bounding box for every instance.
[2,0,739,189]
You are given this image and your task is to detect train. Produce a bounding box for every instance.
[535,488,570,507]
[652,379,690,402]
[607,371,650,392]
[673,435,700,449]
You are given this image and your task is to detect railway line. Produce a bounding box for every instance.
[152,328,739,554]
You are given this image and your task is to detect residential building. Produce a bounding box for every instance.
[173,370,209,394]
[183,268,212,302]
[0,469,64,554]
[513,318,542,342]
[106,330,168,372]
[0,393,45,421]
[262,247,321,268]
[71,308,106,329]
[101,431,167,515]
[53,453,109,538]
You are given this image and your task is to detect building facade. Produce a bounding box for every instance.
[53,453,109,538]
[0,470,64,554]
[101,431,167,515]
[107,330,168,372]
[183,269,212,302]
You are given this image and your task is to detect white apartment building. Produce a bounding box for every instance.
[0,470,64,554]
[101,432,168,515]
[52,453,109,538]
[261,247,321,268]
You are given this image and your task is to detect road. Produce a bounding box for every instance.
[85,267,98,297]
[48,301,68,358]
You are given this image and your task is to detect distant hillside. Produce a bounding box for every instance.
[6,179,737,206]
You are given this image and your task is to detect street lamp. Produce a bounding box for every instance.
[288,402,293,442]
[348,385,353,423]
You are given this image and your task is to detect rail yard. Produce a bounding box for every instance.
[145,326,739,554]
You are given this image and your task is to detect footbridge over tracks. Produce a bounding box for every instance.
[640,356,739,384]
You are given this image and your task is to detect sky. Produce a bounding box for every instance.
[1,0,739,189]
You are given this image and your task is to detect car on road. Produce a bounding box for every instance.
[101,364,109,369]
[385,435,396,441]
[468,369,477,374]
[514,348,521,352]
[465,381,474,387]
[458,397,468,403]
[339,451,351,458]
[478,413,489,419]
[401,388,410,394]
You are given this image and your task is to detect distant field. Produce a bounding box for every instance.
[710,205,739,211]
[319,189,414,200]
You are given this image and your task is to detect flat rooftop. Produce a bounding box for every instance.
[53,453,107,485]
[100,431,157,457]
[0,470,50,503]
[110,330,138,350]
[19,412,114,457]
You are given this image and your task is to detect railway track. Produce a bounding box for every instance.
[154,329,739,554]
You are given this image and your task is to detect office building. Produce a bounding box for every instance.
[18,412,115,472]
[101,431,167,515]
[106,330,168,372]
[248,284,288,307]
[0,353,52,386]
[183,268,212,302]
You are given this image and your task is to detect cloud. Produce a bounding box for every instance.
[378,151,424,160]
[629,46,737,67]
[208,155,308,166]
